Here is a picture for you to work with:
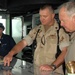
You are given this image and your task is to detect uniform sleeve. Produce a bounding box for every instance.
[59,28,70,51]
[23,27,38,46]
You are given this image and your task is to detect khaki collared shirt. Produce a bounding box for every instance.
[24,20,69,74]
[65,32,75,63]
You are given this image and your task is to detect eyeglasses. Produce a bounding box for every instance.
[41,35,45,45]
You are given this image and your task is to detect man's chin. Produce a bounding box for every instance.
[65,29,73,33]
[62,28,70,33]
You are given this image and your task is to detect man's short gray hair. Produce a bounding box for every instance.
[59,1,75,17]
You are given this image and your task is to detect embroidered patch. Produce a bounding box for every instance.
[49,35,56,39]
[60,36,64,42]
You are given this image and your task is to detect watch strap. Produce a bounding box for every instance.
[51,64,56,70]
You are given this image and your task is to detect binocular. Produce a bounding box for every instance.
[66,61,75,74]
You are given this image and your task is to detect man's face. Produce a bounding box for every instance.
[59,7,75,32]
[39,8,55,26]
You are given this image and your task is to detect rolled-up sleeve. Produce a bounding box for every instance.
[24,35,33,46]
[23,27,38,46]
[59,28,70,51]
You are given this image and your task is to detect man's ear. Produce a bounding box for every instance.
[52,13,55,19]
[72,14,75,24]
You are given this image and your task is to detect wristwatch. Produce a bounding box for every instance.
[51,64,56,70]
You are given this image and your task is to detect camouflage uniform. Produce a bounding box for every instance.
[24,20,69,75]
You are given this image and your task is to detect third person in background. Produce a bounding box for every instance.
[0,23,17,68]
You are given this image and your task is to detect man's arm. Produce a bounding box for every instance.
[3,39,28,66]
[51,47,67,68]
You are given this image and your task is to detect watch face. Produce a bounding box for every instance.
[51,64,56,70]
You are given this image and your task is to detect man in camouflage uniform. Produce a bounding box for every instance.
[3,5,69,75]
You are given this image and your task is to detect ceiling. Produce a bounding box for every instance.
[0,0,69,16]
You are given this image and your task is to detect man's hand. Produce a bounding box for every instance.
[39,64,54,75]
[40,64,53,71]
[3,54,13,66]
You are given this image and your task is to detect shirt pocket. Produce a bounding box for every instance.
[48,34,57,44]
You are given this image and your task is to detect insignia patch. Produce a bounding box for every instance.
[49,35,56,39]
[60,36,64,42]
